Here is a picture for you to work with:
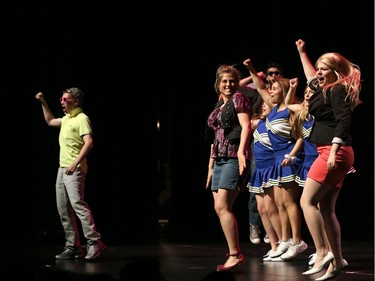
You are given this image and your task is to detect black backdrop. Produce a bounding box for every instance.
[2,2,373,245]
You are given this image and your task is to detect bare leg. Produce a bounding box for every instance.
[300,177,331,268]
[281,181,303,243]
[320,186,344,265]
[256,193,280,250]
[263,188,282,250]
[274,186,291,241]
[213,189,242,267]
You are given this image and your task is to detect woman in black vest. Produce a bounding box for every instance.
[206,64,252,272]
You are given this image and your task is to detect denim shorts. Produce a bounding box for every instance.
[211,157,251,192]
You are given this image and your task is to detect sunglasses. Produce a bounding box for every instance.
[267,71,281,76]
[60,97,74,103]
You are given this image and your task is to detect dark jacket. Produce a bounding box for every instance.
[205,95,243,145]
[308,79,352,146]
[220,96,242,144]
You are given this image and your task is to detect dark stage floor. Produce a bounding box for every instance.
[1,239,373,281]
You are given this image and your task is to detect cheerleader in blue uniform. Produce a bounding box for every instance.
[247,101,281,261]
[243,58,308,261]
[287,84,319,188]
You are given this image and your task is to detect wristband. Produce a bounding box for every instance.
[284,154,296,161]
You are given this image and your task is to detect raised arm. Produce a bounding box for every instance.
[295,39,316,81]
[285,77,301,112]
[35,92,62,127]
[239,71,266,87]
[243,58,273,109]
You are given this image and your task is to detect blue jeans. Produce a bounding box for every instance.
[248,192,261,226]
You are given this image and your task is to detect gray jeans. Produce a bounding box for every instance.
[56,167,102,248]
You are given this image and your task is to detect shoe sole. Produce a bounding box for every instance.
[250,239,261,244]
[56,254,85,260]
[270,257,284,262]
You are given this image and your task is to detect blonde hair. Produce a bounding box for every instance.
[290,86,313,139]
[316,52,362,110]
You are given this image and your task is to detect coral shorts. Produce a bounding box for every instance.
[307,145,354,188]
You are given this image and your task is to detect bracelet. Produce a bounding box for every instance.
[284,154,296,161]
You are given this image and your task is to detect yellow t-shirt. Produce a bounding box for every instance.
[59,107,92,173]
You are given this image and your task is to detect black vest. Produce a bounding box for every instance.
[206,95,241,145]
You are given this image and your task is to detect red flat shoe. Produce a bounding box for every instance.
[216,252,245,271]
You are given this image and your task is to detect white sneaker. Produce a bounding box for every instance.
[263,250,275,261]
[280,240,308,260]
[308,252,317,265]
[269,239,293,258]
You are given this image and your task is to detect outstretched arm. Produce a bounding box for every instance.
[243,58,273,109]
[239,71,266,87]
[295,39,316,81]
[35,92,62,127]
